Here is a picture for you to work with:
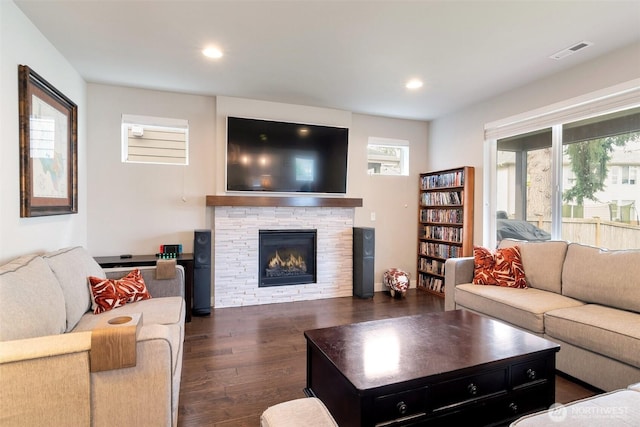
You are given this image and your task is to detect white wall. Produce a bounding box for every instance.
[0,1,87,263]
[85,91,427,291]
[86,84,216,256]
[428,41,640,245]
[350,113,428,287]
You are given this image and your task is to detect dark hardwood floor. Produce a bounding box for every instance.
[177,290,598,427]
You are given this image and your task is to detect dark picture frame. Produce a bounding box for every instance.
[18,65,78,217]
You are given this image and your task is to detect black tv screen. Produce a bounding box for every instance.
[226,117,349,194]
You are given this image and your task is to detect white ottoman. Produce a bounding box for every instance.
[260,397,338,427]
[510,383,640,426]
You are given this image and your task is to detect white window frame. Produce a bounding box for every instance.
[121,114,189,165]
[483,79,640,248]
[367,137,410,176]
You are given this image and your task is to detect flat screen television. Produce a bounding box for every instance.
[226,116,349,194]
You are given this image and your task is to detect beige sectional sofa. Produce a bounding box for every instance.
[0,247,185,427]
[444,239,640,392]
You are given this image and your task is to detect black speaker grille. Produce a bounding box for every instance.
[194,229,211,267]
[193,229,212,315]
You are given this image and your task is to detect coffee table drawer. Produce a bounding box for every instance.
[429,383,551,426]
[511,357,550,388]
[431,368,507,409]
[373,386,428,424]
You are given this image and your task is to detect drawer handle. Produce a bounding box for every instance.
[467,383,478,395]
[397,401,408,415]
[526,368,537,380]
[509,402,519,414]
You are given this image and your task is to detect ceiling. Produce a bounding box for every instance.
[15,0,640,121]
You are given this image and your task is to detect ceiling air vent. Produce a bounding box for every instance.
[549,41,594,60]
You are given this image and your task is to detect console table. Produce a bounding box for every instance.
[94,254,194,322]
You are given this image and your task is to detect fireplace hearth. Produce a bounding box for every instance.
[259,229,317,287]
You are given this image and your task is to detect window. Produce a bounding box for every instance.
[621,165,638,185]
[367,137,409,176]
[121,114,189,165]
[486,83,640,250]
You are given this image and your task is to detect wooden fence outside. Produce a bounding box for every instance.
[532,217,640,250]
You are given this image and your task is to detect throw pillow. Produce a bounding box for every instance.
[88,269,152,314]
[472,246,527,288]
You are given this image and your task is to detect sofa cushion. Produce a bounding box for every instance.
[73,296,185,374]
[455,284,584,333]
[545,304,640,368]
[0,255,66,340]
[43,247,105,332]
[562,243,640,313]
[72,296,185,332]
[498,239,568,293]
[472,246,526,288]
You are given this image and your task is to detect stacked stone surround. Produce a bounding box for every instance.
[213,206,354,307]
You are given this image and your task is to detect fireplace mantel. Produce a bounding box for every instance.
[206,195,363,208]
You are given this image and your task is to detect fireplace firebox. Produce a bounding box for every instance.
[259,229,317,287]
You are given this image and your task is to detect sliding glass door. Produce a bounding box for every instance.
[491,106,640,249]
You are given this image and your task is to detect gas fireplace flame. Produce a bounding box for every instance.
[267,251,307,273]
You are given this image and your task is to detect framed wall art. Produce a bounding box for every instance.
[18,65,78,217]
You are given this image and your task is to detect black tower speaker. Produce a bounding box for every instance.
[353,227,375,298]
[193,229,212,316]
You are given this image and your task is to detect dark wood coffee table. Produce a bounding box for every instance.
[304,310,560,427]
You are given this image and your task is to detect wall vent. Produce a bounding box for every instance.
[549,41,594,60]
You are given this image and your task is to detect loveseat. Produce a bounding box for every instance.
[444,239,640,392]
[0,247,185,427]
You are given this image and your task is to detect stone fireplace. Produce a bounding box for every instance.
[209,196,362,308]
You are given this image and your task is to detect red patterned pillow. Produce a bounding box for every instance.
[88,269,152,314]
[472,246,527,288]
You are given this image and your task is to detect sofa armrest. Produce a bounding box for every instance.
[91,323,180,427]
[0,331,92,363]
[1,325,180,427]
[0,333,93,426]
[444,257,474,311]
[104,265,185,298]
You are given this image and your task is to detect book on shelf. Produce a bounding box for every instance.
[419,258,445,275]
[420,225,463,243]
[420,191,463,206]
[420,208,463,223]
[419,242,462,258]
[420,171,465,189]
[418,274,444,293]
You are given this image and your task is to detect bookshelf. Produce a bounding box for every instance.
[417,166,474,297]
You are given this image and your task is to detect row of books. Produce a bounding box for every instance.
[421,171,465,190]
[420,208,463,223]
[418,274,444,293]
[419,242,463,258]
[418,258,445,275]
[420,225,463,243]
[420,191,463,206]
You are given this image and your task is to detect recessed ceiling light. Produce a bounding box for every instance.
[202,47,223,59]
[406,79,423,90]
